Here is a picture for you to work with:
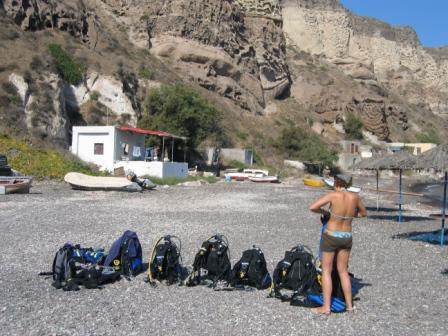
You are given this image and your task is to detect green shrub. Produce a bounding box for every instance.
[0,134,106,180]
[343,113,363,140]
[139,84,220,151]
[138,66,153,80]
[415,129,440,144]
[227,160,246,170]
[7,95,20,105]
[276,126,338,167]
[146,175,217,185]
[48,43,85,85]
[89,90,100,101]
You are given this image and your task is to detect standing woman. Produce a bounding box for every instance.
[308,175,367,314]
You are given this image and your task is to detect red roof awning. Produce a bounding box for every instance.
[118,125,186,140]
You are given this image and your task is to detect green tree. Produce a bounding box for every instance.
[138,84,220,151]
[343,113,363,140]
[277,126,338,167]
[48,43,85,85]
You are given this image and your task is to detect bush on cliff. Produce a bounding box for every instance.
[276,126,338,167]
[48,43,85,85]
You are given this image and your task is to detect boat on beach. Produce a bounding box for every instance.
[64,172,143,192]
[0,176,33,195]
[248,175,279,183]
[224,168,270,181]
[303,178,325,187]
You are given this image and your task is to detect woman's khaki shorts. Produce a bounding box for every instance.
[321,232,352,252]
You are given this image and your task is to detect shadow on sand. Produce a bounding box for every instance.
[392,229,448,245]
[366,206,406,213]
[368,214,432,222]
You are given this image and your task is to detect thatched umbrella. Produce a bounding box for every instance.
[374,151,416,222]
[351,155,384,210]
[408,144,448,246]
[351,151,416,220]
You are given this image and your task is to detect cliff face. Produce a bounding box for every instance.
[1,0,447,150]
[98,0,291,114]
[282,0,448,118]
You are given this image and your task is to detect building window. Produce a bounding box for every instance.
[94,143,104,155]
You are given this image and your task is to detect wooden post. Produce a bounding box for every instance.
[441,171,447,247]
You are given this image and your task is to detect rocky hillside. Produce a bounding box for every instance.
[0,0,447,163]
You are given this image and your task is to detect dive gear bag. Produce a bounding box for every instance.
[186,234,231,287]
[270,245,319,301]
[42,243,119,291]
[104,230,142,277]
[148,235,182,285]
[230,246,271,289]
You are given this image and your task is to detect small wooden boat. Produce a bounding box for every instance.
[64,172,142,192]
[248,175,279,183]
[224,169,269,181]
[303,178,325,187]
[0,176,33,195]
[324,178,362,193]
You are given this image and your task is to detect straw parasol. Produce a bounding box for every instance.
[351,151,416,221]
[407,144,448,246]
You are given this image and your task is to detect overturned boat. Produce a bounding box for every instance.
[64,172,144,192]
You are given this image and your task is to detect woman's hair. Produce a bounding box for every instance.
[334,175,352,188]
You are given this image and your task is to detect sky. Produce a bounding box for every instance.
[340,0,448,48]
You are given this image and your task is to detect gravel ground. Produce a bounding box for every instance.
[0,180,447,336]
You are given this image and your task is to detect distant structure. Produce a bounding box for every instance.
[386,143,437,155]
[338,140,373,170]
[70,126,188,178]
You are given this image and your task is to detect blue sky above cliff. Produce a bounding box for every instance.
[340,0,448,48]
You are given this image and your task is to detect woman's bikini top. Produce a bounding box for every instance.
[329,210,355,220]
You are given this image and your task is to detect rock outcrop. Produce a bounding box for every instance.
[2,0,98,47]
[99,0,291,114]
[281,0,448,117]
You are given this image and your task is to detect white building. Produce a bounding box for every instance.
[71,126,188,178]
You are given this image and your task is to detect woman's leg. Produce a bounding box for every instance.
[336,249,353,311]
[312,251,334,314]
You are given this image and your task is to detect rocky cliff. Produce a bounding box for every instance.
[0,0,447,152]
[282,0,448,120]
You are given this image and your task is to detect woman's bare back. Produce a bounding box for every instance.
[309,190,367,232]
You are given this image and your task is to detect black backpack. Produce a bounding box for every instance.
[270,245,319,301]
[148,235,182,285]
[230,246,272,289]
[42,244,119,291]
[104,231,142,278]
[186,234,231,287]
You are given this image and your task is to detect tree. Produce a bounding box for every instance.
[276,126,338,167]
[343,113,363,140]
[138,84,220,151]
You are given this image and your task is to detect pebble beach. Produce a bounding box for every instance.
[0,180,447,336]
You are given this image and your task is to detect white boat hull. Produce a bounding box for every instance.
[64,172,142,192]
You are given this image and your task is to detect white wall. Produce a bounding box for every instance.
[114,161,188,178]
[71,126,116,172]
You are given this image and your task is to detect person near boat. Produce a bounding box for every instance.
[308,174,367,314]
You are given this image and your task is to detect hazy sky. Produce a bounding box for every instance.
[340,0,448,48]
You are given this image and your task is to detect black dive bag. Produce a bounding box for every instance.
[43,243,119,291]
[148,235,182,285]
[230,246,272,289]
[270,245,319,300]
[186,234,231,287]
